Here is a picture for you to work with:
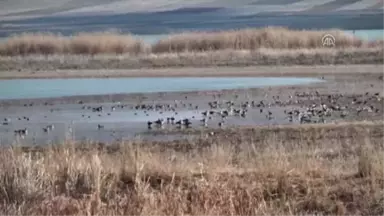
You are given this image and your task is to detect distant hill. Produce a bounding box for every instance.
[1,0,383,19]
[0,0,382,36]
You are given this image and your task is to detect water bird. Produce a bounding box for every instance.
[175,120,182,126]
[183,118,192,127]
[154,119,165,127]
[240,110,247,118]
[92,106,103,112]
[42,124,54,133]
[147,121,153,129]
[98,124,104,130]
[200,118,208,127]
[14,128,28,136]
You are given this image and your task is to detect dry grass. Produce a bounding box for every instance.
[0,31,147,56]
[0,28,382,69]
[0,123,383,215]
[152,27,383,53]
[0,27,383,57]
[0,47,382,71]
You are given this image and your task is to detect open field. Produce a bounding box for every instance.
[1,121,383,215]
[0,28,382,70]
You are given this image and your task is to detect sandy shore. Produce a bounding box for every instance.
[0,64,383,145]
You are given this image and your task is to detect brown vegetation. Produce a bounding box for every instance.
[0,31,146,56]
[0,48,382,71]
[151,27,381,53]
[0,28,382,69]
[1,122,383,215]
[0,27,382,57]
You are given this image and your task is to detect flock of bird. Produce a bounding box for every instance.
[1,90,382,139]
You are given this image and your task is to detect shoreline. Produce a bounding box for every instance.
[0,64,382,145]
[0,64,383,80]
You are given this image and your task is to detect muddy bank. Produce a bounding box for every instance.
[0,65,383,145]
[0,63,383,80]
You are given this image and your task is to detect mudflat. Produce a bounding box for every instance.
[0,64,383,79]
[0,64,383,145]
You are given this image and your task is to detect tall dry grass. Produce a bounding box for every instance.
[0,27,383,56]
[152,27,381,53]
[0,47,382,71]
[0,31,146,56]
[0,123,383,215]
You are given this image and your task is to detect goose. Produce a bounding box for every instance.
[183,118,191,126]
[15,128,28,136]
[240,110,246,118]
[147,121,153,129]
[200,118,208,127]
[218,121,224,128]
[98,124,104,130]
[175,120,182,126]
[43,124,55,133]
[154,119,165,127]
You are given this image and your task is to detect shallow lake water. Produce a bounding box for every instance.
[0,77,323,100]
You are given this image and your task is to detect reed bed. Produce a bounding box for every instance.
[0,28,382,69]
[0,31,146,56]
[151,27,382,53]
[0,47,382,71]
[0,27,383,57]
[0,123,383,215]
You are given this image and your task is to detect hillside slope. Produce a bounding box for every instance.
[1,0,383,19]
